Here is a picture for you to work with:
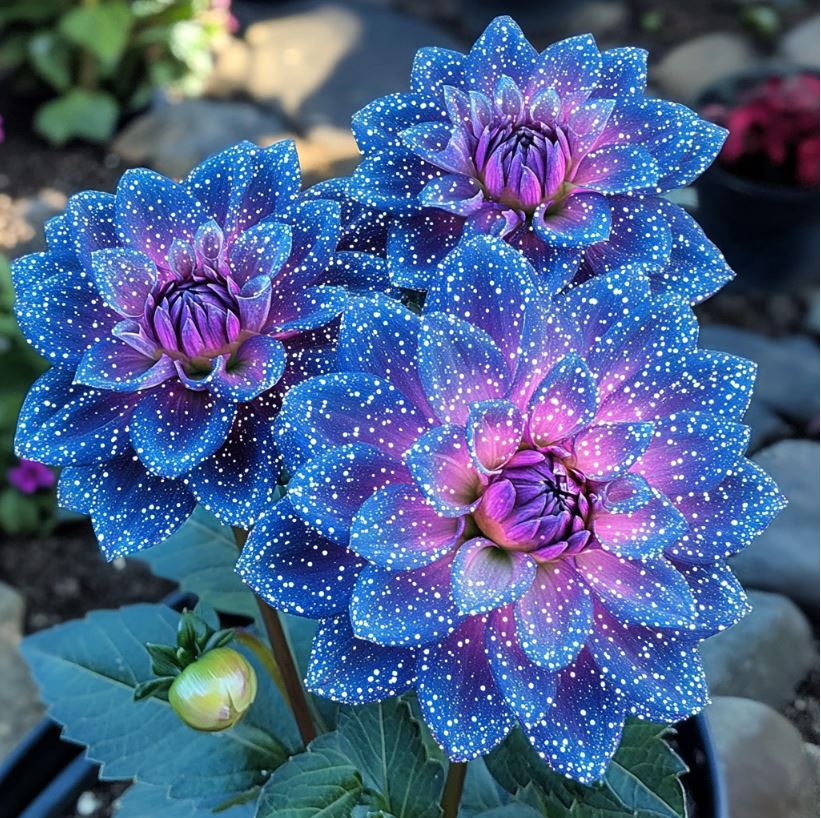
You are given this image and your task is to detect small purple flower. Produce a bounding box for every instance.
[7,459,55,494]
[238,236,784,783]
[347,17,732,302]
[13,140,385,557]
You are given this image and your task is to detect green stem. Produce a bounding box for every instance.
[441,761,467,818]
[233,527,317,746]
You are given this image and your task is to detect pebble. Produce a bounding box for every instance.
[0,189,67,258]
[779,16,820,68]
[111,98,289,179]
[0,581,45,762]
[731,440,819,609]
[240,1,461,129]
[700,591,815,709]
[707,696,817,818]
[700,325,820,424]
[652,33,759,102]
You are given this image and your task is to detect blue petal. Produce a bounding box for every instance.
[417,616,516,761]
[83,452,195,559]
[74,340,176,392]
[14,253,118,367]
[115,169,208,266]
[350,482,464,570]
[588,604,708,722]
[338,294,433,416]
[531,34,602,103]
[405,424,481,517]
[485,608,558,724]
[305,614,417,703]
[267,285,347,335]
[418,312,509,425]
[288,442,410,545]
[276,372,427,472]
[42,190,117,269]
[574,145,659,194]
[186,403,281,529]
[15,368,137,466]
[535,192,612,249]
[419,174,485,216]
[466,399,524,474]
[276,198,342,289]
[228,220,293,286]
[236,498,364,618]
[350,552,464,647]
[658,116,727,191]
[130,381,236,478]
[523,648,625,785]
[515,561,593,670]
[349,152,431,214]
[527,353,598,446]
[210,335,286,404]
[352,92,446,154]
[668,459,786,563]
[575,550,696,629]
[410,46,467,94]
[651,199,733,305]
[321,251,391,293]
[598,349,756,425]
[90,248,157,317]
[452,537,536,616]
[386,209,463,290]
[426,236,538,373]
[632,411,750,498]
[465,17,538,93]
[572,421,654,480]
[594,47,648,97]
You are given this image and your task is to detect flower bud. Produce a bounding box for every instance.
[168,647,257,732]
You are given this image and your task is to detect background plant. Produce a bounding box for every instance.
[0,0,233,146]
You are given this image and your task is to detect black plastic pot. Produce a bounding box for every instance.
[695,70,819,291]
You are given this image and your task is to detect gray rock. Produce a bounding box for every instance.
[700,325,820,424]
[0,582,44,762]
[652,33,759,102]
[0,189,67,258]
[111,98,289,179]
[799,744,819,818]
[780,16,820,68]
[731,440,819,608]
[707,696,815,818]
[743,400,791,454]
[700,591,814,709]
[242,1,461,130]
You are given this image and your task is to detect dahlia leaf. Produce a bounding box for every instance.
[256,734,362,818]
[116,781,252,818]
[21,603,300,810]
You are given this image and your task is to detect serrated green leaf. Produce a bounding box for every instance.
[22,603,301,809]
[256,733,362,818]
[335,700,445,818]
[34,89,119,145]
[58,0,133,68]
[135,507,258,619]
[116,781,253,818]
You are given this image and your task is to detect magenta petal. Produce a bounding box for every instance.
[91,248,157,318]
[237,275,273,333]
[212,335,286,403]
[350,482,464,570]
[452,537,536,615]
[466,399,524,474]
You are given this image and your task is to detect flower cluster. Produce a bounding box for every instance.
[239,237,784,781]
[14,140,384,557]
[346,17,732,303]
[11,14,784,789]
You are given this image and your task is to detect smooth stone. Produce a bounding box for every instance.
[700,324,820,423]
[296,124,361,184]
[743,400,791,454]
[780,16,820,68]
[111,98,289,179]
[652,33,759,102]
[700,591,814,709]
[731,440,819,609]
[0,189,67,258]
[0,582,44,762]
[799,744,819,818]
[707,696,814,818]
[243,1,461,129]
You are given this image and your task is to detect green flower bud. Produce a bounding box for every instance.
[168,647,257,732]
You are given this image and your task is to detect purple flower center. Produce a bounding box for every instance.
[474,122,569,213]
[473,449,594,559]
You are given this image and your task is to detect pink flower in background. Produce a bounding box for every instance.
[7,459,55,494]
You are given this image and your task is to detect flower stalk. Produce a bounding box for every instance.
[233,527,317,746]
[440,761,467,818]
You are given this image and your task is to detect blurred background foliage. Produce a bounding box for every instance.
[0,0,234,145]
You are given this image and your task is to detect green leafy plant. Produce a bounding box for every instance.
[0,0,233,145]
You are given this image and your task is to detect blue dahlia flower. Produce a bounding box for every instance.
[14,140,385,557]
[238,236,783,782]
[346,16,732,302]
